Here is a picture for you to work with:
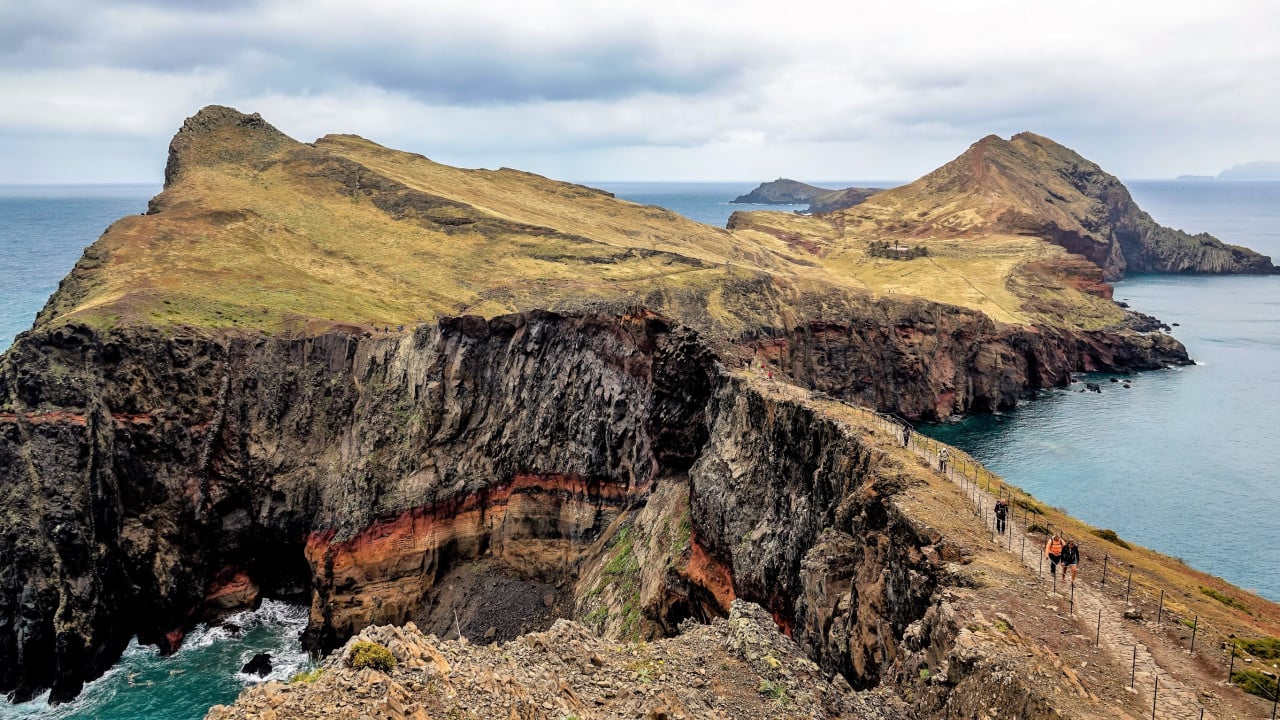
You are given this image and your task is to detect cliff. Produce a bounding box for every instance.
[837,132,1277,280]
[5,107,1273,716]
[731,178,834,204]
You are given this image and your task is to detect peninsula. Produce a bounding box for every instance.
[2,107,1278,720]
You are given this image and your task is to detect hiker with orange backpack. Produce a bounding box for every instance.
[1044,533,1065,576]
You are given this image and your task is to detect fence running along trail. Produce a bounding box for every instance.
[846,405,1280,719]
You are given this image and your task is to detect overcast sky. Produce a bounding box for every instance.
[1,0,1277,183]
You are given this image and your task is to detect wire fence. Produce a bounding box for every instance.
[847,406,1280,719]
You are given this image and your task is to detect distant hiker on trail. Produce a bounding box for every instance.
[1044,533,1065,576]
[937,447,950,473]
[901,426,911,448]
[994,498,1009,533]
[1061,539,1080,583]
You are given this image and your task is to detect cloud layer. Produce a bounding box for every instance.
[2,0,1277,182]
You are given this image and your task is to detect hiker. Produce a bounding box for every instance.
[994,498,1009,534]
[938,447,950,473]
[901,426,911,448]
[1044,533,1065,576]
[1061,539,1080,583]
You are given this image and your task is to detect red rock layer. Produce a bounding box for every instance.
[304,473,639,646]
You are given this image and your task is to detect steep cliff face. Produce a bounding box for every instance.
[0,301,1186,704]
[738,299,1187,420]
[689,377,942,687]
[0,312,715,702]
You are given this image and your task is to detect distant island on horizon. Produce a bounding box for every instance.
[1176,160,1280,181]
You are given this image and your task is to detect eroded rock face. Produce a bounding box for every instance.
[0,307,1187,704]
[738,301,1189,420]
[0,311,714,702]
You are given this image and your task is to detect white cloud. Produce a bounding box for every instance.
[0,0,1277,181]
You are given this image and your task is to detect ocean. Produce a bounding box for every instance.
[1,179,1277,717]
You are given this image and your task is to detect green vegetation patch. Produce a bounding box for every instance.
[1200,586,1250,613]
[289,667,325,684]
[1090,528,1131,550]
[1234,636,1280,660]
[757,678,788,701]
[1232,669,1278,701]
[866,240,931,260]
[1012,498,1044,516]
[348,641,397,672]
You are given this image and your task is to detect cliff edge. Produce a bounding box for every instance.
[8,108,1276,717]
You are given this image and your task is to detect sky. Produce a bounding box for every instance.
[1,0,1278,184]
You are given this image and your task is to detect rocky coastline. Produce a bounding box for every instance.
[0,306,1187,704]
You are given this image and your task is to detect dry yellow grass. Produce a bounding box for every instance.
[38,107,1129,337]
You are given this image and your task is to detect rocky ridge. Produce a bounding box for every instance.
[1,107,1273,717]
[851,132,1277,279]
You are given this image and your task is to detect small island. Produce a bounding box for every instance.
[731,177,834,204]
[733,178,884,213]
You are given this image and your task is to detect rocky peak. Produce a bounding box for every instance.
[865,132,1277,278]
[163,105,295,188]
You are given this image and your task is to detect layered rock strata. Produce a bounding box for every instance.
[0,302,1189,704]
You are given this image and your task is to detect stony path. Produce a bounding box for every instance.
[895,424,1223,720]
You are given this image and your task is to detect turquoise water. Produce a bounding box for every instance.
[0,602,311,719]
[922,181,1280,602]
[1,180,1277,717]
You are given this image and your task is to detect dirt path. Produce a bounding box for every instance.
[900,429,1268,720]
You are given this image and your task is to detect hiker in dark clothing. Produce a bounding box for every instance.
[1061,540,1080,583]
[901,426,911,448]
[994,498,1009,534]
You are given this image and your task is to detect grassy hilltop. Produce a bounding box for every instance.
[33,106,1221,339]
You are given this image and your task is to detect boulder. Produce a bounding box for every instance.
[242,653,273,677]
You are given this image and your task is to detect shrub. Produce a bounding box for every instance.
[1090,528,1131,550]
[289,667,325,684]
[1234,636,1280,660]
[1026,522,1051,535]
[1232,669,1278,701]
[1200,586,1250,613]
[348,641,397,672]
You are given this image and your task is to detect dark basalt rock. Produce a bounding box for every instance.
[0,307,1192,703]
[241,653,272,678]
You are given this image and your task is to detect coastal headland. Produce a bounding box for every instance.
[2,106,1277,718]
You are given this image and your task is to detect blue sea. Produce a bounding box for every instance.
[1,179,1278,718]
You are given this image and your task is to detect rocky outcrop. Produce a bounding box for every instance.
[807,186,882,214]
[207,602,910,720]
[0,311,715,702]
[736,299,1188,420]
[860,132,1278,279]
[732,178,835,204]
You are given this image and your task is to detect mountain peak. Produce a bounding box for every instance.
[855,132,1277,279]
[164,105,294,187]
